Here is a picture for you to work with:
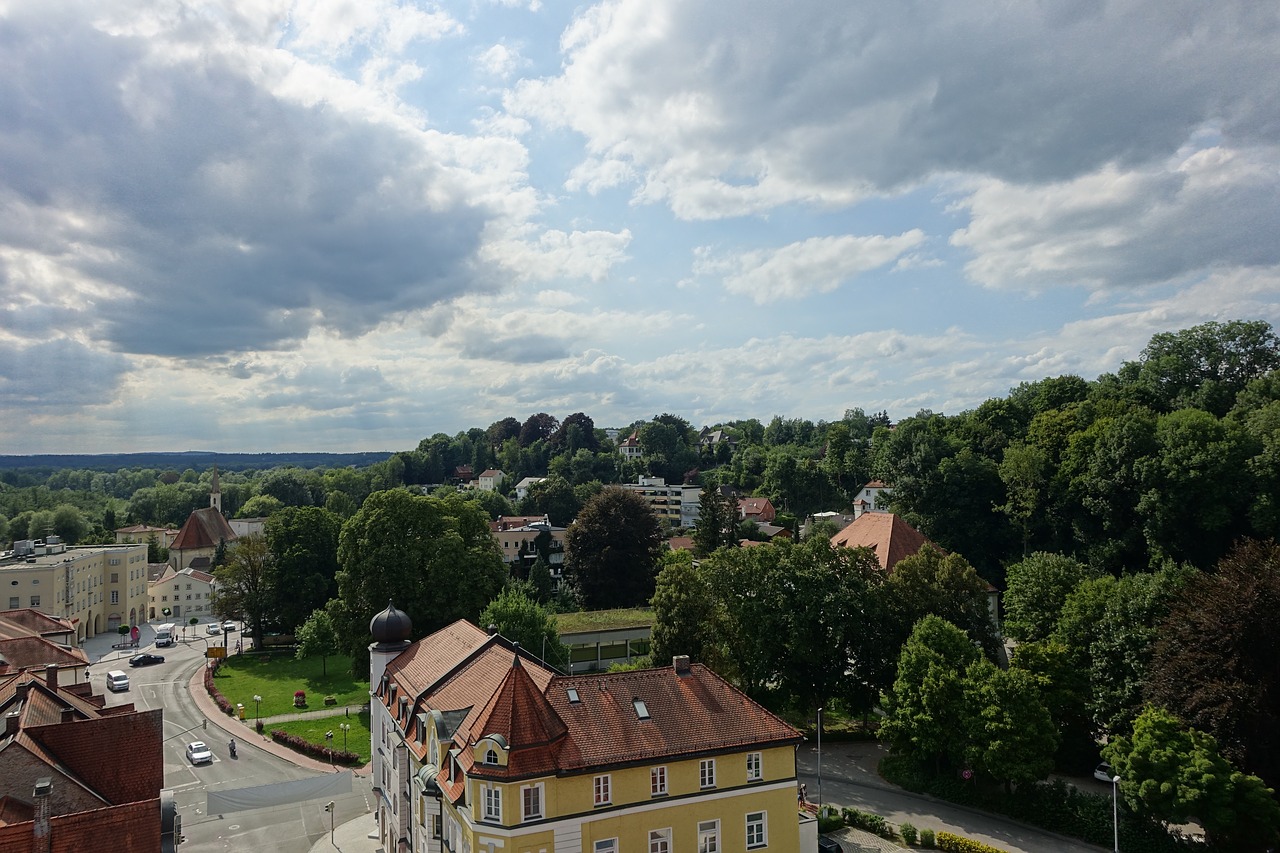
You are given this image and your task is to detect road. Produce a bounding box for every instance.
[797,741,1106,853]
[84,625,376,853]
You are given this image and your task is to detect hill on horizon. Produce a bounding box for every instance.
[0,450,393,474]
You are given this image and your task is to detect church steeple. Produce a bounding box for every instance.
[210,465,222,513]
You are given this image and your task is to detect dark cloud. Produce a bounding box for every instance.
[0,5,495,358]
[458,332,569,363]
[0,338,130,406]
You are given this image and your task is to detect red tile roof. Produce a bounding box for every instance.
[0,637,87,671]
[169,507,237,552]
[0,610,76,640]
[830,512,935,571]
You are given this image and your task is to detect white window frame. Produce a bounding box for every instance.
[485,748,499,765]
[700,758,716,789]
[747,751,762,782]
[698,820,720,853]
[650,765,667,796]
[594,840,617,853]
[649,828,671,853]
[521,783,543,821]
[482,784,502,822]
[746,811,768,849]
[593,774,612,806]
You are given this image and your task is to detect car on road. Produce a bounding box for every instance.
[207,623,222,635]
[185,741,213,764]
[818,837,844,853]
[129,653,165,667]
[222,621,237,632]
[1094,761,1115,782]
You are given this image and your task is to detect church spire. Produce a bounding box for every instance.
[210,465,222,513]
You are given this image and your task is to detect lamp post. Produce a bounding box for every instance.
[253,694,262,722]
[339,722,350,752]
[325,730,334,768]
[817,706,824,811]
[1112,774,1122,853]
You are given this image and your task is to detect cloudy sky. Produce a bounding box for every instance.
[2,0,1278,454]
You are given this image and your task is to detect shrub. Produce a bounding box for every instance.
[935,832,1009,853]
[268,729,361,765]
[900,822,918,845]
[920,829,936,848]
[203,667,235,716]
[255,720,264,733]
[817,805,844,834]
[841,807,892,838]
[293,690,306,708]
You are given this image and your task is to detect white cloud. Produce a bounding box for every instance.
[484,228,632,283]
[476,42,522,78]
[695,231,925,304]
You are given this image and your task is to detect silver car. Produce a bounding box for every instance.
[185,741,214,764]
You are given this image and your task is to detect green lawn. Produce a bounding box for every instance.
[554,607,654,634]
[211,652,368,718]
[266,709,373,765]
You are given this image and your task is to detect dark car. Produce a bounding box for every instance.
[129,653,165,667]
[818,836,844,853]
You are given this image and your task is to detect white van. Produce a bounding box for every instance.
[106,670,130,692]
[155,622,177,647]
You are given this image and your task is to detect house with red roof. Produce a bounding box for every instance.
[738,496,777,524]
[368,606,807,853]
[829,512,933,572]
[0,666,172,851]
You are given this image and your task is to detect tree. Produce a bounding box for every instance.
[212,534,274,648]
[295,608,339,676]
[145,532,168,564]
[479,582,569,668]
[1145,539,1280,789]
[51,504,89,544]
[996,442,1050,555]
[266,506,342,634]
[650,550,719,668]
[238,494,284,519]
[880,615,981,772]
[332,489,507,669]
[1011,639,1096,769]
[1002,552,1095,643]
[518,476,580,527]
[883,547,1000,658]
[563,487,662,609]
[519,413,559,447]
[1105,706,1280,849]
[692,483,737,557]
[963,658,1058,791]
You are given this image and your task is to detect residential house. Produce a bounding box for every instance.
[698,427,737,450]
[616,431,643,462]
[738,497,777,524]
[476,470,505,493]
[489,517,566,583]
[856,480,892,512]
[0,610,88,687]
[453,465,475,486]
[0,543,149,641]
[228,517,268,538]
[114,525,179,550]
[0,665,172,851]
[368,606,805,853]
[620,477,702,527]
[148,566,217,621]
[514,477,546,502]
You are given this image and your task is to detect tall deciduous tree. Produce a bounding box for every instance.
[332,489,506,669]
[295,608,338,676]
[212,534,274,648]
[962,658,1058,791]
[563,487,662,609]
[479,582,569,668]
[651,550,719,668]
[883,547,1000,658]
[1002,552,1095,643]
[1145,539,1280,790]
[266,506,342,634]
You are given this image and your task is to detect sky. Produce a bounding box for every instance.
[1,0,1278,454]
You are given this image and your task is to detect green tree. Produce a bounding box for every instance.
[238,494,284,519]
[527,555,554,604]
[1011,639,1096,769]
[880,615,981,772]
[963,658,1059,791]
[295,608,339,676]
[518,476,580,527]
[563,487,662,609]
[692,483,737,557]
[1105,706,1280,849]
[266,506,342,634]
[1145,539,1280,789]
[212,534,274,648]
[650,550,719,668]
[470,489,514,520]
[332,489,507,668]
[479,582,569,668]
[996,442,1050,555]
[883,547,1000,658]
[145,532,168,564]
[1002,552,1095,643]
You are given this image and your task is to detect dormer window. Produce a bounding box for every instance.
[485,748,499,765]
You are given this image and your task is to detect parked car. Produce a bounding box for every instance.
[818,837,844,853]
[1094,761,1115,782]
[129,653,165,667]
[185,741,213,765]
[222,621,237,633]
[206,623,222,635]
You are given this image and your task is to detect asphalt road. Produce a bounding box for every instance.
[797,741,1106,853]
[84,626,375,853]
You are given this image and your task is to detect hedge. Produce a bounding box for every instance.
[269,729,361,765]
[203,667,236,716]
[935,832,1009,853]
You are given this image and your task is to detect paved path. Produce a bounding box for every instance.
[261,704,371,726]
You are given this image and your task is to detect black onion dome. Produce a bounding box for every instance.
[370,601,412,644]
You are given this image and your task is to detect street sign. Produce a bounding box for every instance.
[207,647,226,659]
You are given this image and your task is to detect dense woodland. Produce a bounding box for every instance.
[3,319,1280,848]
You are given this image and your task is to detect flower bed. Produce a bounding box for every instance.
[203,667,236,716]
[269,729,361,765]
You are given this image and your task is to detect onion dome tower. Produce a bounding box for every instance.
[369,601,412,689]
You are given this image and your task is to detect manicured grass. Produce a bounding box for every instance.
[267,709,373,765]
[211,652,368,718]
[554,607,654,634]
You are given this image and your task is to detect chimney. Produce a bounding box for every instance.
[672,655,691,675]
[4,711,19,737]
[45,664,59,689]
[33,777,52,853]
[61,707,76,723]
[15,681,30,701]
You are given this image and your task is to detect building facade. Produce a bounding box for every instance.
[619,478,701,528]
[369,606,803,853]
[0,543,149,641]
[147,566,217,621]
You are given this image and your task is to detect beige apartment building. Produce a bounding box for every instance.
[0,541,150,641]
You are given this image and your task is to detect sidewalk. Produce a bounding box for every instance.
[260,704,370,727]
[307,814,383,853]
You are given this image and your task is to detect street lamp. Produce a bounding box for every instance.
[253,694,262,721]
[339,722,350,752]
[1112,774,1122,853]
[325,730,334,767]
[817,706,824,811]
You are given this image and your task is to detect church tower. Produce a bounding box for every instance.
[210,465,222,513]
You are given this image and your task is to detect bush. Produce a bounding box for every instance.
[268,729,360,765]
[920,829,936,848]
[255,720,264,734]
[817,805,844,834]
[840,807,892,839]
[900,822,918,845]
[935,832,1008,853]
[204,667,235,716]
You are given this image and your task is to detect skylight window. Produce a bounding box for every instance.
[633,698,650,720]
[567,688,580,704]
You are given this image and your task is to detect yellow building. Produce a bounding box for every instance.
[0,542,149,641]
[370,608,803,853]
